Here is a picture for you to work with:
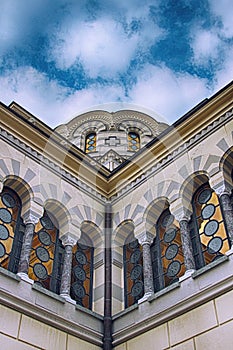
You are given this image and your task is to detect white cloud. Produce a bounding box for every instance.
[49,19,140,78]
[128,64,210,122]
[49,4,164,78]
[209,0,233,38]
[0,66,126,127]
[191,29,220,65]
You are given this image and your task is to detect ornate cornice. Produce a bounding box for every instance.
[110,108,233,202]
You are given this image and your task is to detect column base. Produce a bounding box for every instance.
[179,269,195,282]
[138,292,153,304]
[17,272,34,284]
[60,293,76,305]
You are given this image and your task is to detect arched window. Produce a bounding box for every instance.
[190,183,230,269]
[0,187,24,273]
[28,211,64,294]
[128,132,140,152]
[71,236,94,309]
[85,132,96,153]
[123,234,143,308]
[151,209,185,292]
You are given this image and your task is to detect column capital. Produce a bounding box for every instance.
[22,211,40,225]
[212,183,232,197]
[170,207,192,223]
[60,233,77,247]
[136,231,154,245]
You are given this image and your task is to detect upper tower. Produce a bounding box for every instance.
[55,110,168,170]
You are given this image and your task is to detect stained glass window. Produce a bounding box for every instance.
[71,238,93,309]
[85,133,96,153]
[123,235,143,308]
[128,132,140,152]
[0,187,24,273]
[28,211,64,294]
[190,183,230,269]
[151,209,185,292]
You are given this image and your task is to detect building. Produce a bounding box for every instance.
[0,81,232,350]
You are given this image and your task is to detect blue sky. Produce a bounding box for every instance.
[0,0,232,127]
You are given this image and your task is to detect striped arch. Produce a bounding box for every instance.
[220,147,233,189]
[68,202,104,232]
[113,220,135,249]
[143,197,169,235]
[44,199,70,237]
[2,175,33,216]
[179,171,210,212]
[80,221,103,248]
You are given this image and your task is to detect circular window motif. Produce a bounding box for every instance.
[198,189,212,204]
[88,146,94,151]
[204,220,219,236]
[38,230,52,246]
[131,145,138,150]
[130,265,142,280]
[201,204,215,220]
[130,249,141,263]
[0,224,9,240]
[89,140,95,145]
[162,214,174,228]
[207,237,223,254]
[36,246,50,262]
[164,228,177,243]
[33,263,48,280]
[167,260,181,277]
[73,266,86,281]
[165,244,179,260]
[40,216,54,230]
[130,133,137,139]
[2,193,16,208]
[0,242,6,258]
[72,282,86,299]
[88,134,95,139]
[131,140,137,144]
[131,281,143,297]
[0,208,12,223]
[75,251,87,265]
[129,240,139,249]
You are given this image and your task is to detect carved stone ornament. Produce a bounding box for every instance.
[136,232,154,245]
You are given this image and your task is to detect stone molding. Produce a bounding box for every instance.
[22,212,40,225]
[0,108,232,205]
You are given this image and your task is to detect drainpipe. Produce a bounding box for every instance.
[103,202,113,349]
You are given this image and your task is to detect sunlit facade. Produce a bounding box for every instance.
[0,81,233,349]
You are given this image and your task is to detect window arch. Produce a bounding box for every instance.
[28,211,64,294]
[85,132,96,153]
[190,183,230,269]
[128,132,140,152]
[0,187,24,273]
[151,209,185,292]
[123,234,143,308]
[70,235,94,309]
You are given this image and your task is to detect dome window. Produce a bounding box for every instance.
[128,132,140,152]
[85,132,96,153]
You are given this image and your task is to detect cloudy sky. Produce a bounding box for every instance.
[0,0,232,127]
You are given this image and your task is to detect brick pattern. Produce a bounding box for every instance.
[0,305,101,350]
[116,290,233,349]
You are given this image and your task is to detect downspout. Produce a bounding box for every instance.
[103,202,113,349]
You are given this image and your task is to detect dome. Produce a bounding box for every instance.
[55,109,169,171]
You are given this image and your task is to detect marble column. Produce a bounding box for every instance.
[178,217,196,271]
[18,213,39,276]
[60,236,76,301]
[137,232,154,297]
[218,189,233,246]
